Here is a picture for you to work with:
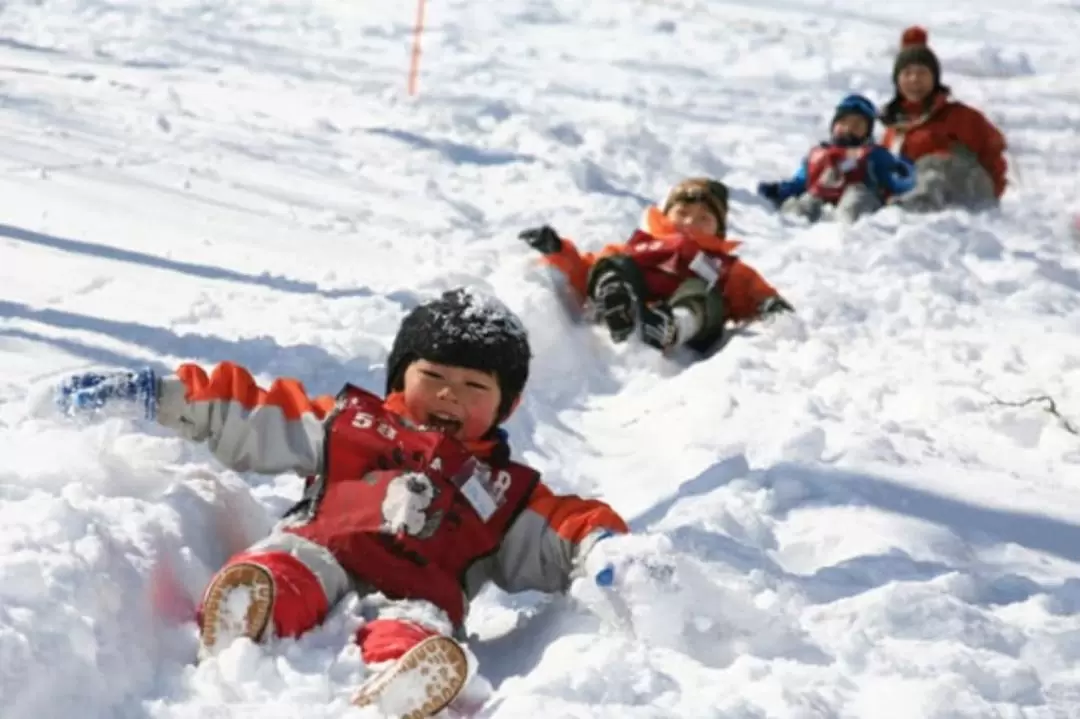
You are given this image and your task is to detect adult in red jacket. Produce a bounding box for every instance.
[881,26,1008,212]
[58,289,628,718]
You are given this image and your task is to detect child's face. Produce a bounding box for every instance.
[898,64,935,103]
[666,201,720,236]
[832,114,870,141]
[401,359,502,441]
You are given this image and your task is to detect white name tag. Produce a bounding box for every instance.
[688,251,720,288]
[460,476,498,521]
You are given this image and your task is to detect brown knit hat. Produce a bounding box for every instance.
[893,26,941,89]
[662,177,729,234]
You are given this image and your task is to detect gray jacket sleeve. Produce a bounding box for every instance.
[464,483,628,597]
[155,362,332,476]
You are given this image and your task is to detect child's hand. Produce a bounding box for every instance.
[56,368,159,419]
[756,182,782,206]
[518,225,562,255]
[582,531,619,587]
[759,295,795,316]
[581,534,678,591]
[893,155,915,178]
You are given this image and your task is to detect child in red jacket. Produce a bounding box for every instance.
[57,289,628,718]
[879,26,1008,211]
[520,177,793,354]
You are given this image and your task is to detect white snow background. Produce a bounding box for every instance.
[1,0,1080,717]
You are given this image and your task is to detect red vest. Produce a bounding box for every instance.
[806,144,872,202]
[284,386,539,626]
[623,229,735,299]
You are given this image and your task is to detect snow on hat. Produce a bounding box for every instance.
[662,177,729,233]
[386,288,531,424]
[893,25,941,88]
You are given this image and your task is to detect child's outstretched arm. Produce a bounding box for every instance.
[519,225,626,301]
[158,362,335,475]
[867,146,917,196]
[949,104,1007,198]
[722,260,793,322]
[57,362,334,475]
[479,481,628,594]
[757,160,808,206]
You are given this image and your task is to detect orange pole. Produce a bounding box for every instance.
[407,0,427,96]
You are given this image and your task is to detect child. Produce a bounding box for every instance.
[757,94,916,224]
[879,26,1007,211]
[57,288,628,718]
[520,177,793,355]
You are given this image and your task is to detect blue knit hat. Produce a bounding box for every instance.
[831,94,877,141]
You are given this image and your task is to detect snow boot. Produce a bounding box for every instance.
[197,562,274,659]
[641,302,704,352]
[592,270,638,342]
[352,635,469,718]
[640,303,679,350]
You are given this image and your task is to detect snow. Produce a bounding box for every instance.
[1,0,1079,716]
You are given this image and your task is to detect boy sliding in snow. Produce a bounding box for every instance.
[520,177,793,355]
[757,94,916,224]
[57,289,628,719]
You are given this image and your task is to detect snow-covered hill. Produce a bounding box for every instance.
[2,0,1079,716]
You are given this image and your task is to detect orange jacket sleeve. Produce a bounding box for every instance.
[157,361,337,474]
[541,237,629,301]
[882,99,1007,199]
[485,480,628,594]
[525,482,629,542]
[953,103,1007,198]
[722,259,780,322]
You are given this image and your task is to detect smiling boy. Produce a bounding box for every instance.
[57,288,628,718]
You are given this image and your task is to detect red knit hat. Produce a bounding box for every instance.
[893,25,941,88]
[901,26,928,48]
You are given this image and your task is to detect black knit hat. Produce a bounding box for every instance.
[893,26,941,89]
[385,288,531,426]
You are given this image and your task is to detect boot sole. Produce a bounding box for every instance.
[353,635,469,718]
[198,562,274,657]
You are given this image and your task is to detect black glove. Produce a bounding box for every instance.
[759,295,794,316]
[519,225,562,255]
[757,182,782,206]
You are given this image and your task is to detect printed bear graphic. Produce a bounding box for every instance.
[380,471,443,539]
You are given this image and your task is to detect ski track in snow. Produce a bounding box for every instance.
[1,0,1079,716]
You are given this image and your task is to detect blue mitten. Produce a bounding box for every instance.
[57,368,160,419]
[581,531,619,587]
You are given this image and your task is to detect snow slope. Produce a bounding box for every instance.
[2,0,1080,716]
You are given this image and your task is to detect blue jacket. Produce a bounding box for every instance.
[773,144,916,203]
